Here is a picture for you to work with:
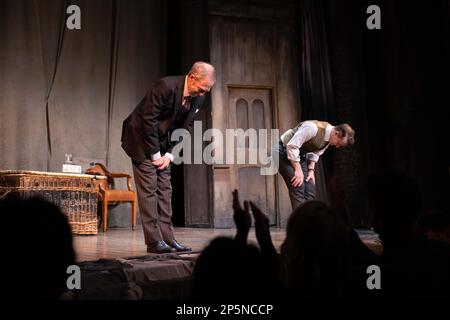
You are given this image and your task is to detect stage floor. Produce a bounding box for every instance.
[71,227,379,300]
[73,227,287,262]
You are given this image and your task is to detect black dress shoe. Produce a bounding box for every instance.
[147,240,176,254]
[166,239,192,252]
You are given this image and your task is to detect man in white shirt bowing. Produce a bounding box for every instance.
[273,120,355,210]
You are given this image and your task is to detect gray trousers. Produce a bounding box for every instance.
[273,141,316,210]
[132,159,174,245]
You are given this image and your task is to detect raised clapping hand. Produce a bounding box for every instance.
[249,201,276,255]
[232,189,251,244]
[232,189,277,256]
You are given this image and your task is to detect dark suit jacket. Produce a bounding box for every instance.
[121,75,206,163]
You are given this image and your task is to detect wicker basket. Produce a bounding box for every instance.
[0,170,104,235]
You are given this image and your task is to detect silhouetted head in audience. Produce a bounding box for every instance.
[366,172,422,250]
[0,197,76,299]
[280,201,352,298]
[191,237,268,300]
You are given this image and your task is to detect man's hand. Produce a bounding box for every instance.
[232,190,251,231]
[152,155,171,170]
[232,189,251,244]
[291,169,304,187]
[249,201,277,256]
[249,201,270,235]
[305,170,315,184]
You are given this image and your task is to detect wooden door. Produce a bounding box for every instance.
[228,86,277,225]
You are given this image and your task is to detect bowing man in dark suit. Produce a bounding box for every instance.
[121,61,216,253]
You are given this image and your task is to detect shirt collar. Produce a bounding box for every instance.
[324,125,334,141]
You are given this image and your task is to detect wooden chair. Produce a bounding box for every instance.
[85,163,136,232]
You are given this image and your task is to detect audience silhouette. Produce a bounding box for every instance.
[280,200,353,298]
[367,172,450,298]
[191,236,269,301]
[0,197,76,299]
[191,171,449,301]
[2,171,448,301]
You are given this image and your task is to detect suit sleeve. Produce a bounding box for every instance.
[142,79,171,157]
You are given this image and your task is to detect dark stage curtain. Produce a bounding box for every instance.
[0,0,166,226]
[298,0,336,203]
[299,0,450,220]
[360,0,450,213]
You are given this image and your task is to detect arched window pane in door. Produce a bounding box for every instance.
[236,98,249,130]
[252,99,265,131]
[236,98,249,148]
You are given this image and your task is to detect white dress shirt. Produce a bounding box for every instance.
[285,121,334,162]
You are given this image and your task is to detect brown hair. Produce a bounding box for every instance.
[334,123,355,145]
